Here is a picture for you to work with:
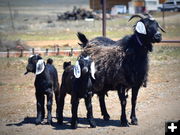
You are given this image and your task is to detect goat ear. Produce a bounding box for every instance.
[135,21,147,35]
[74,61,81,78]
[90,61,96,80]
[36,59,45,75]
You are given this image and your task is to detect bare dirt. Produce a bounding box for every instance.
[25,40,80,48]
[0,46,180,135]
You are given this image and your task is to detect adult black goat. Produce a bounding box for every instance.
[76,14,165,127]
[58,55,97,129]
[25,55,60,125]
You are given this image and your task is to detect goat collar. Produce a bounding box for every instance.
[135,34,143,46]
[36,59,45,75]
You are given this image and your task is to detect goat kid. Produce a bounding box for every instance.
[77,14,165,127]
[58,55,97,129]
[25,54,59,125]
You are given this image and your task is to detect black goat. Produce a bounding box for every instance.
[25,55,60,125]
[58,55,98,129]
[77,14,165,127]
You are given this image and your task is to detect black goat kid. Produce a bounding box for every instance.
[77,14,165,127]
[25,54,59,125]
[58,55,97,129]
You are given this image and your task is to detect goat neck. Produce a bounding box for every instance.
[134,32,152,53]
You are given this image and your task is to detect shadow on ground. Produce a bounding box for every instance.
[6,116,121,130]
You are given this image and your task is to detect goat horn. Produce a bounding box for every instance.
[143,13,152,18]
[158,24,166,33]
[128,14,145,22]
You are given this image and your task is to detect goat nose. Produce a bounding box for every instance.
[82,67,88,73]
[154,32,162,41]
[26,64,33,71]
[155,32,161,38]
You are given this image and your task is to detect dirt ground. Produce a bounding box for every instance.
[0,46,180,135]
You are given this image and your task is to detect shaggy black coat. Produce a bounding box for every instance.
[77,14,165,126]
[25,55,59,125]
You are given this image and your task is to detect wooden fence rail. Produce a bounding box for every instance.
[0,48,81,58]
[1,40,180,58]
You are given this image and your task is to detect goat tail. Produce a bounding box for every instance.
[47,58,53,65]
[77,32,88,48]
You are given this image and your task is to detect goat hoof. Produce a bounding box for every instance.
[71,121,78,129]
[71,124,77,129]
[35,119,42,125]
[120,120,129,127]
[103,115,110,121]
[89,120,96,128]
[47,120,52,125]
[131,117,138,125]
[57,119,63,125]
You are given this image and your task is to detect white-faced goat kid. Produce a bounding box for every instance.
[77,14,165,127]
[25,55,60,125]
[58,55,96,129]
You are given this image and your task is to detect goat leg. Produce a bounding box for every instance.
[118,86,129,127]
[54,84,60,120]
[46,89,53,125]
[57,88,66,125]
[130,86,140,125]
[85,92,96,128]
[98,93,110,121]
[35,93,45,125]
[71,92,79,129]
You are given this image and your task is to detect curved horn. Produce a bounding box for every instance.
[128,14,145,22]
[158,24,166,33]
[143,13,152,18]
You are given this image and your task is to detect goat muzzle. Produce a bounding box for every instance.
[82,67,89,74]
[153,32,162,43]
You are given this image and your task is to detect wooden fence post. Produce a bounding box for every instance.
[56,48,60,56]
[19,49,23,57]
[69,48,73,56]
[7,48,9,58]
[45,48,48,56]
[32,48,35,54]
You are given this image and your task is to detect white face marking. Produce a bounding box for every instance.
[84,56,90,60]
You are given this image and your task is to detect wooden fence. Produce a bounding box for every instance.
[0,48,81,58]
